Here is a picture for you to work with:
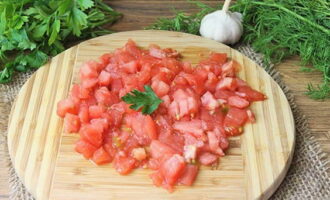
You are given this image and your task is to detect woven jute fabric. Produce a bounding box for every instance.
[0,45,329,200]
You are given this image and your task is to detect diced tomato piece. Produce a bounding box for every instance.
[161,95,171,108]
[99,70,112,86]
[149,45,166,59]
[236,78,247,87]
[81,77,98,89]
[103,143,117,158]
[150,171,164,187]
[79,124,103,147]
[121,60,138,74]
[57,98,78,118]
[182,62,194,73]
[151,80,170,97]
[173,120,205,139]
[183,145,197,163]
[221,60,240,77]
[205,72,219,92]
[99,53,112,66]
[148,158,161,170]
[88,105,105,119]
[183,133,204,148]
[69,84,81,104]
[78,86,91,99]
[113,153,136,175]
[79,62,98,79]
[95,87,119,106]
[214,89,236,100]
[111,78,123,94]
[138,63,152,84]
[201,91,220,111]
[160,154,186,185]
[144,115,158,140]
[178,165,199,186]
[168,101,180,119]
[199,108,224,131]
[228,96,250,109]
[198,152,218,166]
[216,77,238,91]
[75,139,97,159]
[108,109,124,128]
[207,131,224,156]
[210,52,227,64]
[125,39,142,58]
[150,140,176,159]
[92,146,112,165]
[90,118,109,132]
[224,107,248,127]
[131,148,147,161]
[78,104,89,124]
[64,113,80,133]
[237,86,266,101]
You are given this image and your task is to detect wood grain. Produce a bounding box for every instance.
[7,30,295,200]
[1,1,329,199]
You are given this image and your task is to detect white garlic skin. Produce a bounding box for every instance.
[200,10,243,44]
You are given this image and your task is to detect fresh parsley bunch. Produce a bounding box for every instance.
[0,0,121,83]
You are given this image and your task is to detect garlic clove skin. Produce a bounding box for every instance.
[200,10,243,44]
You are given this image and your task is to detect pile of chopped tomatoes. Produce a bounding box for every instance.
[57,40,266,192]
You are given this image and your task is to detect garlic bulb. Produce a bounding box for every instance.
[199,1,243,45]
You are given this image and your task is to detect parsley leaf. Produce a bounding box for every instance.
[0,0,122,84]
[122,85,163,115]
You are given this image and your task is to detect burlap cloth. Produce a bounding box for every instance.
[0,45,329,200]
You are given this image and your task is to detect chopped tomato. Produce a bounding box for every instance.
[178,165,199,186]
[201,91,220,111]
[224,107,248,127]
[216,77,237,91]
[79,124,103,147]
[92,146,112,165]
[88,105,105,119]
[198,152,218,166]
[57,98,78,118]
[131,148,147,161]
[237,86,266,101]
[151,80,170,97]
[113,153,136,175]
[173,120,205,139]
[99,70,112,86]
[78,104,89,124]
[75,139,97,159]
[64,113,80,133]
[57,40,266,192]
[160,154,186,185]
[228,96,250,109]
[150,140,176,159]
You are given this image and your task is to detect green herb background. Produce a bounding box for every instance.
[148,0,330,100]
[0,0,121,83]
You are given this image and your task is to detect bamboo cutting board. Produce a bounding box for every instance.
[7,30,295,200]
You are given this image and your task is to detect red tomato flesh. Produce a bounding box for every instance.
[56,40,266,192]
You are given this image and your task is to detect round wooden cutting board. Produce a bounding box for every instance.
[7,30,295,200]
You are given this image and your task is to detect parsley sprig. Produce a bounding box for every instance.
[0,0,122,83]
[121,85,163,115]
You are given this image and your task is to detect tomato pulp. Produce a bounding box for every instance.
[57,40,266,192]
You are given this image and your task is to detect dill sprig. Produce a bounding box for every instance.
[147,0,330,100]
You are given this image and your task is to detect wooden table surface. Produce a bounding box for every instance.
[1,1,329,199]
